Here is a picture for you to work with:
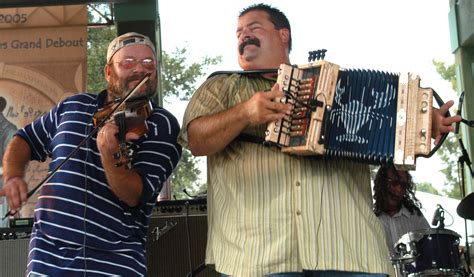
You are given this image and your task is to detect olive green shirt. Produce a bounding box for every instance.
[178,73,394,276]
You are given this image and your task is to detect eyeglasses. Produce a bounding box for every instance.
[114,57,156,70]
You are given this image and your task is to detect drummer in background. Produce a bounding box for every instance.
[373,164,431,255]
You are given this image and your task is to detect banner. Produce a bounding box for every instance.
[0,5,88,225]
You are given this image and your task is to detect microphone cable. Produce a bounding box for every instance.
[184,200,193,277]
[81,107,95,276]
[184,195,208,277]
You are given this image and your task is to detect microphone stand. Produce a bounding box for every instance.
[459,138,474,177]
[458,138,473,274]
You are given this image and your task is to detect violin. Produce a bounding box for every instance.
[93,97,153,168]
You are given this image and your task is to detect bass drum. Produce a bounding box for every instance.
[393,228,464,276]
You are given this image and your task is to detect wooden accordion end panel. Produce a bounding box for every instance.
[265,61,340,155]
[394,74,433,170]
[265,61,433,170]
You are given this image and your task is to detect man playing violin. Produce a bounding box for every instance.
[0,32,182,276]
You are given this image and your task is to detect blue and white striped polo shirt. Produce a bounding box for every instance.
[17,91,181,276]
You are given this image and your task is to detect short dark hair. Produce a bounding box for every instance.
[239,3,292,52]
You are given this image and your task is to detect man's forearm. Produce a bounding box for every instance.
[2,136,31,180]
[101,154,143,207]
[187,102,249,156]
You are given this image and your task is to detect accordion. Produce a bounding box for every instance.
[265,60,440,170]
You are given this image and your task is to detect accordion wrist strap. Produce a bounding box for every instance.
[207,69,278,79]
[235,133,264,144]
[235,133,280,148]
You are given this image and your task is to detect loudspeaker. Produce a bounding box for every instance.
[146,199,218,277]
[0,238,30,277]
[0,202,218,277]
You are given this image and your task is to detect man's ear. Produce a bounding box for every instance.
[279,28,290,44]
[104,64,112,82]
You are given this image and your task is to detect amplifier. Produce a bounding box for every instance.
[146,198,218,277]
[0,202,217,277]
[0,237,30,277]
[9,217,34,228]
[0,225,32,276]
[0,226,32,240]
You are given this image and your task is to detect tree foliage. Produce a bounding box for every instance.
[437,133,463,199]
[160,48,221,198]
[162,48,221,101]
[87,4,114,92]
[169,149,205,199]
[432,60,458,92]
[87,26,115,92]
[416,182,441,195]
[86,4,221,199]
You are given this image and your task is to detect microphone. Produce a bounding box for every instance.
[431,204,442,226]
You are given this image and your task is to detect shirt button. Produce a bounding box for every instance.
[295,181,301,187]
[296,210,301,215]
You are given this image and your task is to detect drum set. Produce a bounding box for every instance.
[390,193,474,277]
[391,228,464,276]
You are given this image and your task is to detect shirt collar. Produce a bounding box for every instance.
[391,205,411,218]
[96,90,108,109]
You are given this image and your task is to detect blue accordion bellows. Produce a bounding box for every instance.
[325,69,399,165]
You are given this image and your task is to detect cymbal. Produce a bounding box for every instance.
[457,192,474,220]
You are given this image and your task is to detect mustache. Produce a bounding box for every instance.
[239,38,261,55]
[108,72,154,100]
[126,73,148,83]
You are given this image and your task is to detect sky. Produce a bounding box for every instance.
[157,0,467,237]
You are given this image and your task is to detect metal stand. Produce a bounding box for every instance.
[458,138,473,275]
[391,258,407,277]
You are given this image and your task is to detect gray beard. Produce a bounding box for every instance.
[108,73,156,100]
